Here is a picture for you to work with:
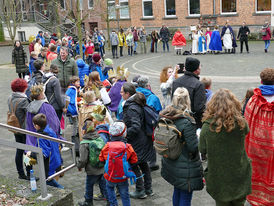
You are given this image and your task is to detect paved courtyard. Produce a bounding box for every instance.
[0,41,272,205]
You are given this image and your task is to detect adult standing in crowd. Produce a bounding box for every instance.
[34,38,42,56]
[118,28,127,57]
[52,47,78,91]
[93,27,100,53]
[150,30,160,53]
[122,83,154,199]
[36,31,45,46]
[237,21,250,53]
[139,26,147,54]
[244,68,274,206]
[172,57,206,128]
[160,25,171,52]
[199,88,252,206]
[12,40,28,79]
[221,20,237,53]
[261,21,272,53]
[133,26,139,54]
[8,78,30,180]
[110,30,119,59]
[161,87,204,206]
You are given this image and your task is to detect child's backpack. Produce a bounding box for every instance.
[143,104,159,137]
[25,76,37,98]
[261,28,267,36]
[43,76,56,103]
[81,137,106,168]
[7,100,21,133]
[104,142,136,184]
[154,117,185,160]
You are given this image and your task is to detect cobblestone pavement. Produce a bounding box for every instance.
[0,41,271,205]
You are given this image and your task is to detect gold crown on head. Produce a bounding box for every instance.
[117,66,130,80]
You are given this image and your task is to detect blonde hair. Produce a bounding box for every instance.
[83,90,96,103]
[201,77,212,89]
[30,84,44,100]
[172,87,191,114]
[202,88,246,133]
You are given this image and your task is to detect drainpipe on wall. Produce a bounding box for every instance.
[271,0,274,29]
[213,0,216,16]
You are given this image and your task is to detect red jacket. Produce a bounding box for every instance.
[29,42,34,54]
[99,141,138,183]
[262,27,271,41]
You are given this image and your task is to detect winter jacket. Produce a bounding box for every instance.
[12,46,28,74]
[110,32,119,46]
[160,106,204,192]
[262,25,271,41]
[77,131,105,176]
[172,71,206,128]
[76,43,86,55]
[8,92,29,129]
[43,73,65,111]
[76,59,90,87]
[85,43,94,55]
[99,141,138,183]
[126,34,134,47]
[237,26,250,41]
[29,56,37,75]
[118,32,127,47]
[199,119,251,202]
[66,85,78,116]
[136,87,162,113]
[36,34,45,46]
[138,30,147,43]
[160,27,171,42]
[89,62,105,81]
[123,95,153,163]
[52,55,78,88]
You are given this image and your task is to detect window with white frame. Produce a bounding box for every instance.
[108,0,116,19]
[88,0,93,9]
[143,0,153,17]
[119,0,129,19]
[188,0,200,16]
[221,0,236,13]
[79,0,83,10]
[256,0,271,12]
[165,0,176,16]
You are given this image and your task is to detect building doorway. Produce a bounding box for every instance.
[89,22,98,34]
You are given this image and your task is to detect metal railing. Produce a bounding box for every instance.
[0,123,76,200]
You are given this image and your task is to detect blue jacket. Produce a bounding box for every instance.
[29,56,37,75]
[43,125,62,176]
[36,34,45,46]
[76,43,86,55]
[76,59,90,87]
[98,35,104,47]
[89,62,105,81]
[96,124,110,143]
[66,85,78,116]
[136,87,162,113]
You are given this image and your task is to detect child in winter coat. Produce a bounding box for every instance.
[66,76,81,156]
[201,77,213,103]
[99,122,138,206]
[76,55,90,88]
[77,118,109,206]
[28,113,63,189]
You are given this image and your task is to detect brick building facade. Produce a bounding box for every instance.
[81,0,272,37]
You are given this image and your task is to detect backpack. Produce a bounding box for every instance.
[261,28,267,36]
[43,76,56,103]
[143,105,159,137]
[104,142,137,184]
[25,76,37,98]
[81,137,106,168]
[154,117,185,160]
[7,100,21,133]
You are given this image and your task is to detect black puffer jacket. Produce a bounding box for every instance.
[172,71,206,128]
[123,95,153,163]
[160,106,204,192]
[43,73,65,111]
[12,46,28,73]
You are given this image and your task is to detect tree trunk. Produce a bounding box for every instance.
[76,0,83,57]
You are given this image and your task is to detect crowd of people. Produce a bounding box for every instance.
[8,27,274,206]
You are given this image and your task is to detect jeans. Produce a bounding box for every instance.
[240,39,249,52]
[163,41,169,52]
[132,162,152,191]
[215,197,246,206]
[134,41,138,52]
[173,187,193,206]
[106,180,130,206]
[264,40,270,50]
[112,45,118,58]
[14,133,26,176]
[128,46,133,56]
[85,174,108,201]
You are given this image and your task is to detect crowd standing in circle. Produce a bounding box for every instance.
[7,26,274,206]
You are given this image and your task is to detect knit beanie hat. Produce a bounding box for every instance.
[109,122,127,138]
[185,57,200,72]
[92,53,101,63]
[105,58,113,66]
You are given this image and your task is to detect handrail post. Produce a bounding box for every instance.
[36,152,47,199]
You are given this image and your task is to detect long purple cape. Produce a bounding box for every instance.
[108,80,126,112]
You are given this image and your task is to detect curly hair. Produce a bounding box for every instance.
[11,78,28,92]
[202,88,246,133]
[30,85,44,100]
[260,68,274,85]
[160,66,178,83]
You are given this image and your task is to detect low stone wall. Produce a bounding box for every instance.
[0,175,73,206]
